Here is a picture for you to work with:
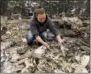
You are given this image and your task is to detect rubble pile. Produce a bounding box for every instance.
[1,17,90,73]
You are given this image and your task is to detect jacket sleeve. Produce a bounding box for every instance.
[30,19,39,37]
[47,18,58,37]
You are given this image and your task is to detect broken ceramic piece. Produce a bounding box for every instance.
[80,55,90,67]
[33,45,46,58]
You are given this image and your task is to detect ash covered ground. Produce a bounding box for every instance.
[1,17,90,73]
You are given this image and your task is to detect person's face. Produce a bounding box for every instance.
[37,13,46,23]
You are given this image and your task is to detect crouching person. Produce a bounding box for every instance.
[26,7,63,49]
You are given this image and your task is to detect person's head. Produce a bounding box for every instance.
[34,8,46,23]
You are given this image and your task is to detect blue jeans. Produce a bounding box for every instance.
[26,30,54,45]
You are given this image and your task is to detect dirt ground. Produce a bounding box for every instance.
[1,17,90,73]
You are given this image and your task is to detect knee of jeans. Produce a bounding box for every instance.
[26,30,33,43]
[41,32,47,39]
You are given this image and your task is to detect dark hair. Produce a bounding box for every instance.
[34,7,45,16]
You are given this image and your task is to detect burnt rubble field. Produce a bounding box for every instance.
[1,17,90,73]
